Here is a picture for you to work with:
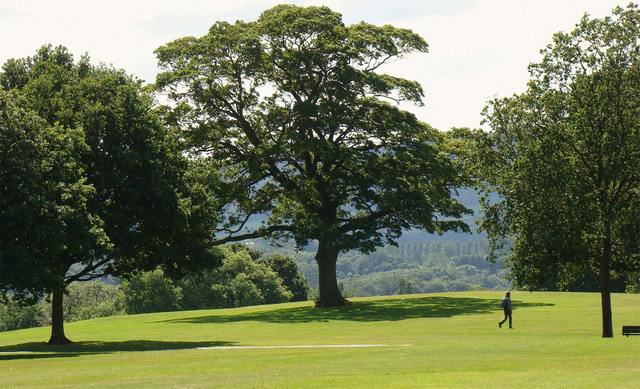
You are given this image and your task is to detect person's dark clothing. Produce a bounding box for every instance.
[499,297,512,328]
[501,297,511,311]
[499,310,512,328]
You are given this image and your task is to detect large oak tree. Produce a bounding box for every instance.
[480,4,640,337]
[155,5,469,307]
[0,46,218,344]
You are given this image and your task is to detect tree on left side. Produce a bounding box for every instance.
[0,46,219,344]
[0,90,106,344]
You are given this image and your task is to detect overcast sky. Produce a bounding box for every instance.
[0,0,631,130]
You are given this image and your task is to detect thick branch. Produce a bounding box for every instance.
[64,258,111,284]
[213,224,294,245]
[75,273,108,282]
[338,210,393,233]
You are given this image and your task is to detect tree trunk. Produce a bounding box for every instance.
[600,220,613,338]
[48,287,72,345]
[315,240,349,307]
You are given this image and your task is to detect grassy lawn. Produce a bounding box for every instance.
[0,291,638,388]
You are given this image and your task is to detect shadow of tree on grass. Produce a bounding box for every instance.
[164,296,553,325]
[0,339,235,361]
[0,296,554,360]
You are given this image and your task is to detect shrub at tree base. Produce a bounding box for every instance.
[121,270,183,314]
[122,246,305,314]
[1,280,124,332]
[0,301,47,332]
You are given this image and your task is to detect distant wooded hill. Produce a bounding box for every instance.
[247,189,510,296]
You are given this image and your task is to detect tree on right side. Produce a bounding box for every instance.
[481,4,640,337]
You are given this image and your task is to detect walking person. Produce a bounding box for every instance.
[499,291,513,329]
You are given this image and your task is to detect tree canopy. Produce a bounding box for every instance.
[0,89,106,302]
[0,46,219,344]
[480,4,640,337]
[155,4,470,307]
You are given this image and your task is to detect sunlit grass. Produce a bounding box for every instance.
[0,291,638,388]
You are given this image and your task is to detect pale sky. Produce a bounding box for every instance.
[0,0,631,130]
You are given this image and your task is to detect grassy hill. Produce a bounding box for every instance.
[0,291,638,388]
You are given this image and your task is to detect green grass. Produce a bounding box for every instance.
[0,291,638,388]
